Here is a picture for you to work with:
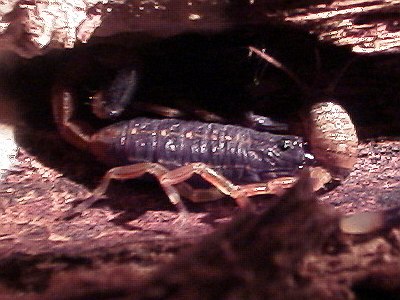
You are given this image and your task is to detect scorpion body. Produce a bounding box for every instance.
[53,90,337,208]
[52,46,358,209]
[92,117,307,184]
[51,46,400,237]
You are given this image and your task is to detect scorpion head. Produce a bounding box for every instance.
[306,101,358,180]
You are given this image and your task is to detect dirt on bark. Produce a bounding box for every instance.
[0,29,400,299]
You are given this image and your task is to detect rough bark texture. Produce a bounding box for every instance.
[0,44,399,298]
[268,0,400,54]
[0,0,399,299]
[0,141,400,299]
[1,0,400,57]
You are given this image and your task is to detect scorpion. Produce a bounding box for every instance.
[47,44,400,237]
[51,46,359,212]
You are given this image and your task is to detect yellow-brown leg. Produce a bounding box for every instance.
[93,163,186,211]
[93,163,333,210]
[160,164,333,207]
[159,163,250,207]
[159,163,303,207]
[175,182,225,202]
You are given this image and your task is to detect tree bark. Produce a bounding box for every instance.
[0,1,400,299]
[0,0,400,57]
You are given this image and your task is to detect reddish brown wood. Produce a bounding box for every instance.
[1,0,400,56]
[0,1,399,299]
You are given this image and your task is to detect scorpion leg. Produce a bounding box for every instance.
[93,163,187,212]
[175,182,226,203]
[175,179,293,205]
[158,162,250,207]
[129,102,185,118]
[159,163,304,207]
[132,102,227,124]
[162,164,333,207]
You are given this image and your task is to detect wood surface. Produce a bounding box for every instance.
[0,0,400,56]
[0,1,399,299]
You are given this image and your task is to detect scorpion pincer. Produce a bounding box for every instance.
[52,80,358,210]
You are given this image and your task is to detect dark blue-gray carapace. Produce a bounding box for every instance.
[91,117,308,185]
[53,89,329,209]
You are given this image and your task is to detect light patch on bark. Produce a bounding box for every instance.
[20,0,109,49]
[268,0,400,54]
[0,95,18,179]
[0,0,19,34]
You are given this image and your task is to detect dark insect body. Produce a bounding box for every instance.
[52,44,358,210]
[53,90,319,208]
[92,117,307,184]
[49,39,400,237]
[53,89,400,237]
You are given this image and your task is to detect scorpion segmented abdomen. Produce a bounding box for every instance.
[117,118,252,181]
[245,130,306,182]
[96,117,307,184]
